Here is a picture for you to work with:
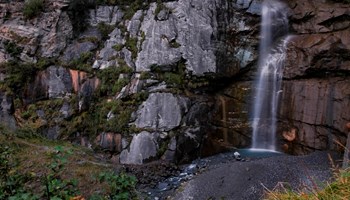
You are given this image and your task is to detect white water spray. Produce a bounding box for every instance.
[251,0,290,151]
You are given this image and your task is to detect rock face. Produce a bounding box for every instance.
[0,91,16,130]
[1,0,349,164]
[277,0,350,154]
[279,78,350,154]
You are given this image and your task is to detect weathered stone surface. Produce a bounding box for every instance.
[135,0,261,75]
[39,11,73,58]
[120,131,159,164]
[134,93,190,131]
[0,2,73,60]
[88,6,123,26]
[278,78,350,154]
[0,91,16,130]
[116,73,144,99]
[284,30,350,79]
[162,137,177,161]
[95,132,122,153]
[93,28,124,69]
[61,41,97,63]
[78,77,100,111]
[287,1,350,34]
[24,66,73,103]
[207,82,252,154]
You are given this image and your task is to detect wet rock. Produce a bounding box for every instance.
[234,151,242,161]
[120,131,159,164]
[78,77,100,111]
[134,93,190,131]
[279,78,350,154]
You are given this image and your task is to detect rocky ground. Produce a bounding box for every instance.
[132,150,342,200]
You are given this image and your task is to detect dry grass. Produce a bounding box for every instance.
[265,163,350,200]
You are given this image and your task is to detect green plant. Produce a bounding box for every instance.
[169,40,181,48]
[113,44,124,51]
[4,41,22,57]
[44,146,80,199]
[3,61,39,95]
[66,52,93,72]
[23,0,44,19]
[155,0,165,16]
[98,22,115,40]
[125,36,138,60]
[98,171,137,200]
[0,145,38,200]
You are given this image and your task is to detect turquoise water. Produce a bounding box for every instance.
[238,148,283,159]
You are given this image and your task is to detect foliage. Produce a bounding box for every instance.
[122,0,148,20]
[98,22,115,40]
[4,41,22,57]
[0,145,38,200]
[113,44,124,51]
[44,146,80,199]
[155,0,165,16]
[23,0,44,19]
[125,36,138,60]
[96,65,132,96]
[65,52,94,72]
[265,168,350,200]
[98,171,137,200]
[67,0,95,35]
[169,40,181,48]
[1,61,39,95]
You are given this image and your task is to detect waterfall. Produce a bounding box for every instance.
[251,0,290,151]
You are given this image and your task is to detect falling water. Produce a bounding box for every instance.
[251,0,290,151]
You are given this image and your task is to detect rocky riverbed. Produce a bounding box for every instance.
[131,150,342,200]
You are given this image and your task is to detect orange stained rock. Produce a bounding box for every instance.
[346,122,350,131]
[70,196,85,200]
[282,128,296,142]
[69,70,87,93]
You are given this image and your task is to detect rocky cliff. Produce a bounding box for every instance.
[0,0,349,164]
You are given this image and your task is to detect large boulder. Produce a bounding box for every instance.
[120,131,159,164]
[134,93,190,131]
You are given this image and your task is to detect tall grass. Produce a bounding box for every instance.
[265,167,350,200]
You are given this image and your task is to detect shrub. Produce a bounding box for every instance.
[4,41,22,57]
[98,171,137,200]
[23,0,44,19]
[97,22,115,40]
[3,61,39,95]
[125,36,138,59]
